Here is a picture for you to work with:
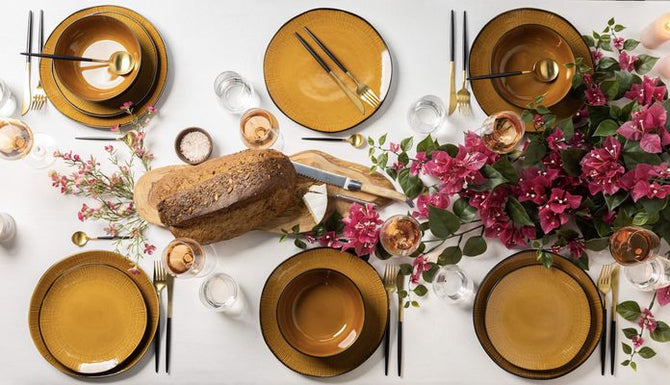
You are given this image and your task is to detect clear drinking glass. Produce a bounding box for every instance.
[407,95,446,134]
[0,79,17,117]
[476,111,525,154]
[0,212,16,242]
[239,108,283,151]
[0,119,55,168]
[379,215,422,256]
[624,257,670,291]
[432,265,475,304]
[200,273,244,315]
[214,71,259,113]
[162,238,216,278]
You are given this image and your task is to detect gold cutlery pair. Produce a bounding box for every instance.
[448,10,472,116]
[295,27,381,114]
[21,10,47,115]
[153,261,174,373]
[383,264,405,376]
[597,263,620,376]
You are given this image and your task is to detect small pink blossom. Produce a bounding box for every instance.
[120,101,134,110]
[392,161,405,172]
[625,76,667,106]
[318,231,343,248]
[638,308,658,332]
[617,104,669,153]
[632,335,644,349]
[591,49,604,62]
[389,142,400,153]
[409,152,428,176]
[567,239,586,259]
[657,285,670,306]
[539,205,568,234]
[110,124,120,133]
[412,191,450,219]
[147,105,157,114]
[104,145,114,152]
[546,188,582,214]
[580,136,625,195]
[585,85,607,106]
[143,243,157,255]
[127,265,141,275]
[533,114,545,130]
[341,203,382,257]
[410,255,431,284]
[619,51,638,72]
[613,37,625,51]
[424,147,487,194]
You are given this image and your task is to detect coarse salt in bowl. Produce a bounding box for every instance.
[175,127,213,165]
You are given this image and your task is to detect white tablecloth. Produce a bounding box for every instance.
[1,0,670,384]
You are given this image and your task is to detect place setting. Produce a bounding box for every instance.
[5,2,670,384]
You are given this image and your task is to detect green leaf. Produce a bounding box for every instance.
[399,263,413,276]
[453,198,478,223]
[631,361,637,371]
[621,359,630,367]
[537,250,553,269]
[492,157,519,183]
[410,242,426,258]
[622,342,633,355]
[422,262,439,283]
[416,135,437,153]
[593,119,619,137]
[524,136,547,166]
[601,80,619,100]
[598,57,620,71]
[375,242,392,260]
[463,236,487,256]
[623,38,639,51]
[617,301,642,322]
[585,237,609,251]
[367,136,374,146]
[506,197,535,227]
[632,211,649,226]
[639,197,668,215]
[634,54,659,75]
[650,321,670,342]
[397,168,423,199]
[294,239,307,249]
[413,284,428,296]
[583,35,595,47]
[428,206,461,238]
[622,328,639,339]
[378,133,387,146]
[608,17,615,26]
[614,24,625,32]
[638,346,656,359]
[377,152,388,169]
[410,300,419,308]
[438,246,462,265]
[521,109,534,123]
[560,148,588,177]
[605,192,630,211]
[559,118,575,139]
[615,70,633,98]
[470,165,509,191]
[397,152,409,166]
[399,289,408,299]
[400,137,414,152]
[438,143,459,157]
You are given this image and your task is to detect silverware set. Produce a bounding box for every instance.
[22,10,47,115]
[153,260,174,373]
[295,27,381,114]
[597,263,620,376]
[448,10,472,116]
[383,264,405,376]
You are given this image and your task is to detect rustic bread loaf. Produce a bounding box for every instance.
[156,149,300,244]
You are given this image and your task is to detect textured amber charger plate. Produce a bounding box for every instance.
[473,250,603,379]
[260,248,387,377]
[469,8,593,132]
[53,11,159,117]
[40,5,167,128]
[39,264,147,374]
[29,251,159,377]
[264,8,392,132]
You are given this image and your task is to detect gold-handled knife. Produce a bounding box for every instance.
[611,265,620,375]
[295,32,365,115]
[21,11,33,116]
[396,272,405,377]
[448,10,457,115]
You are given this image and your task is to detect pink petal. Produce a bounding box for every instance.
[640,133,662,153]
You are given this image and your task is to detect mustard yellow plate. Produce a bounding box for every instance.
[264,8,392,132]
[39,264,147,374]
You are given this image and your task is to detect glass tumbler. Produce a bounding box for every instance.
[407,95,446,134]
[432,265,475,304]
[214,71,259,113]
[200,273,244,315]
[0,212,16,242]
[0,79,17,117]
[162,238,216,278]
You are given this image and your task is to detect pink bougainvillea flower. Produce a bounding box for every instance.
[464,131,499,163]
[567,239,586,259]
[625,76,667,106]
[585,85,607,106]
[617,104,669,153]
[657,285,670,306]
[591,49,604,62]
[518,167,554,205]
[143,243,157,255]
[580,136,625,195]
[409,151,428,176]
[483,217,535,248]
[533,114,545,130]
[341,203,382,257]
[539,205,568,234]
[120,101,134,110]
[411,254,431,284]
[546,188,582,214]
[632,335,644,349]
[318,231,343,248]
[638,308,658,332]
[612,37,625,50]
[392,161,405,172]
[619,51,637,72]
[424,147,487,194]
[389,142,400,153]
[602,210,617,224]
[412,191,450,219]
[546,128,567,152]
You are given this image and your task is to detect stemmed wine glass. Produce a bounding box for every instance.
[0,119,56,168]
[609,226,670,291]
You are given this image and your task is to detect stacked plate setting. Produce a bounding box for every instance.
[29,251,159,377]
[40,5,167,129]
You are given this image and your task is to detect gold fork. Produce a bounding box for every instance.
[31,10,46,111]
[303,26,381,109]
[383,264,398,376]
[153,260,167,373]
[456,11,471,116]
[597,263,614,376]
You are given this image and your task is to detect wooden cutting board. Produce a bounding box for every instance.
[134,150,395,234]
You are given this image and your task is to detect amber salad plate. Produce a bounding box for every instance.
[264,8,392,133]
[473,250,603,379]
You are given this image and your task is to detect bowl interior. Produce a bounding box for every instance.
[490,24,575,108]
[277,269,365,357]
[53,15,142,102]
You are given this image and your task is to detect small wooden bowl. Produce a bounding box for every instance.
[174,127,213,165]
[53,15,142,101]
[276,269,365,357]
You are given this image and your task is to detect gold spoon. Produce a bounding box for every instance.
[71,231,132,247]
[74,130,138,147]
[20,51,135,76]
[302,133,366,149]
[468,58,560,82]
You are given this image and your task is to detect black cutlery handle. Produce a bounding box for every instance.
[384,310,390,375]
[303,27,348,74]
[397,320,403,376]
[166,317,172,373]
[96,235,132,240]
[38,10,44,51]
[600,307,606,375]
[450,10,455,62]
[610,321,617,375]
[462,11,468,71]
[20,52,95,62]
[26,11,32,62]
[155,317,160,373]
[302,137,345,142]
[295,33,331,73]
[468,71,525,81]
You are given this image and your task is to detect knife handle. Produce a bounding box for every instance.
[384,309,390,375]
[397,320,403,376]
[359,184,409,205]
[600,304,606,375]
[295,32,331,73]
[610,319,616,375]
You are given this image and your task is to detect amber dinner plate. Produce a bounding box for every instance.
[260,248,387,377]
[469,8,593,132]
[29,251,159,378]
[491,24,575,108]
[277,269,365,357]
[264,8,392,132]
[53,15,142,101]
[473,250,603,379]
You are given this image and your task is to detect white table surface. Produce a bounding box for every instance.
[1,0,670,384]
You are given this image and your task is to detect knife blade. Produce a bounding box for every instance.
[292,162,412,207]
[21,11,33,116]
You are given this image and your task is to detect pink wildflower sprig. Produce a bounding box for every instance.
[618,292,670,371]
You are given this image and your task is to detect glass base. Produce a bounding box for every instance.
[25,133,56,169]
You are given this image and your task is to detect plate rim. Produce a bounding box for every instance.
[263,7,394,133]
